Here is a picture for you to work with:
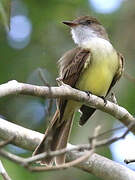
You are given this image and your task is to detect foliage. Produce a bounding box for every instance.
[0,0,10,30]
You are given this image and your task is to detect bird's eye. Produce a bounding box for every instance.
[86,20,92,24]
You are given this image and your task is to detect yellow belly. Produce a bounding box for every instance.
[76,51,118,96]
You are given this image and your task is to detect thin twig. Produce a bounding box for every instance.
[124,158,135,164]
[0,161,12,180]
[124,72,135,83]
[123,123,135,164]
[95,122,135,148]
[38,68,54,117]
[90,125,101,148]
[38,68,50,87]
[29,150,94,172]
[89,125,125,141]
[110,92,118,104]
[0,149,27,166]
[0,136,15,148]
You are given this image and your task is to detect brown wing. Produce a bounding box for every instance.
[107,52,124,95]
[58,47,91,121]
[58,47,90,86]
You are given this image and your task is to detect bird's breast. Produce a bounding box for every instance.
[76,38,119,96]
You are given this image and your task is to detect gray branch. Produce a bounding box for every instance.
[0,80,135,133]
[67,151,135,180]
[0,117,43,151]
[0,117,135,180]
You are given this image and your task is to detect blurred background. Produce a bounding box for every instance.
[0,0,135,179]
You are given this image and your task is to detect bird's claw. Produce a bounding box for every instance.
[56,77,64,86]
[84,91,92,97]
[100,96,107,106]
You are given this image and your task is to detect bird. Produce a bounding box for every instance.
[33,16,124,165]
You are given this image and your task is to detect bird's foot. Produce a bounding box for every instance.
[99,96,107,106]
[110,92,118,104]
[84,91,92,97]
[56,77,64,86]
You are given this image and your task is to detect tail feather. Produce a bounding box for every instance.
[33,110,59,165]
[54,113,74,165]
[33,104,74,165]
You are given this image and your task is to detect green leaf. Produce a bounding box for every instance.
[0,0,10,31]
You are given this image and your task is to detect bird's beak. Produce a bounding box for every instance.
[63,21,78,27]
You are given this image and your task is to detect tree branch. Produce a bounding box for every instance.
[0,117,43,151]
[0,161,12,180]
[0,80,135,179]
[0,80,135,133]
[67,151,135,180]
[0,118,135,179]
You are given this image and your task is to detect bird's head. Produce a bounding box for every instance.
[63,16,109,45]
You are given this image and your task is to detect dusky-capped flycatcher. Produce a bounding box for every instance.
[33,16,124,165]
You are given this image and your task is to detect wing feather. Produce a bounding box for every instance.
[107,52,124,94]
[58,47,90,86]
[58,47,91,122]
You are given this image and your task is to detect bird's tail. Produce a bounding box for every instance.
[33,103,74,165]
